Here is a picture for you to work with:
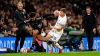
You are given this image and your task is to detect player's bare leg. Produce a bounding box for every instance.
[47,43,52,54]
[28,30,39,51]
[55,43,63,53]
[37,33,63,53]
[37,33,52,42]
[54,37,63,53]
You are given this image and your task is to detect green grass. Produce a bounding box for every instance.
[0,51,100,56]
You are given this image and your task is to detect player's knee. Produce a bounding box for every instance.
[55,43,59,46]
[32,33,37,36]
[28,28,33,32]
[33,30,39,35]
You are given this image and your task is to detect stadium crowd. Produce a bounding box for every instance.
[0,0,100,52]
[0,0,100,37]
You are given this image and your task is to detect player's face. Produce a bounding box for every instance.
[86,8,91,14]
[17,3,23,10]
[60,11,65,17]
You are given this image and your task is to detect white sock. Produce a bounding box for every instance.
[55,43,63,49]
[48,44,52,50]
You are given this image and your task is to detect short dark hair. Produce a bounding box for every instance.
[86,6,91,10]
[60,8,67,13]
[29,12,36,18]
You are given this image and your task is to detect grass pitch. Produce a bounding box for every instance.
[0,51,100,56]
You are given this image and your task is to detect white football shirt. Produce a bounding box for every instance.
[49,12,67,42]
[54,14,67,31]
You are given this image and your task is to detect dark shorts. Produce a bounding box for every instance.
[31,26,42,35]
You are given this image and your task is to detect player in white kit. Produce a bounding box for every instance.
[37,8,67,54]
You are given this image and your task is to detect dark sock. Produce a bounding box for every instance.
[30,43,35,49]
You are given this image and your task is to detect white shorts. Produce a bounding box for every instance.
[48,29,63,42]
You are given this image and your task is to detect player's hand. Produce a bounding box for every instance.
[93,28,96,34]
[25,26,29,30]
[54,10,59,16]
[81,29,84,33]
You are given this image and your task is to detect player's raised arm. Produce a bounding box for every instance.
[53,10,60,16]
[54,8,67,31]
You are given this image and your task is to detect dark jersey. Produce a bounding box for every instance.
[29,19,43,34]
[14,9,27,28]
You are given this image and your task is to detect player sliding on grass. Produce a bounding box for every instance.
[36,8,67,54]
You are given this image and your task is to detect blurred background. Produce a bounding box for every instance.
[0,0,100,53]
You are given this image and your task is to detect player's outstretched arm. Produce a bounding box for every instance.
[37,34,52,42]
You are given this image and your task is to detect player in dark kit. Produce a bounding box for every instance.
[25,12,46,52]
